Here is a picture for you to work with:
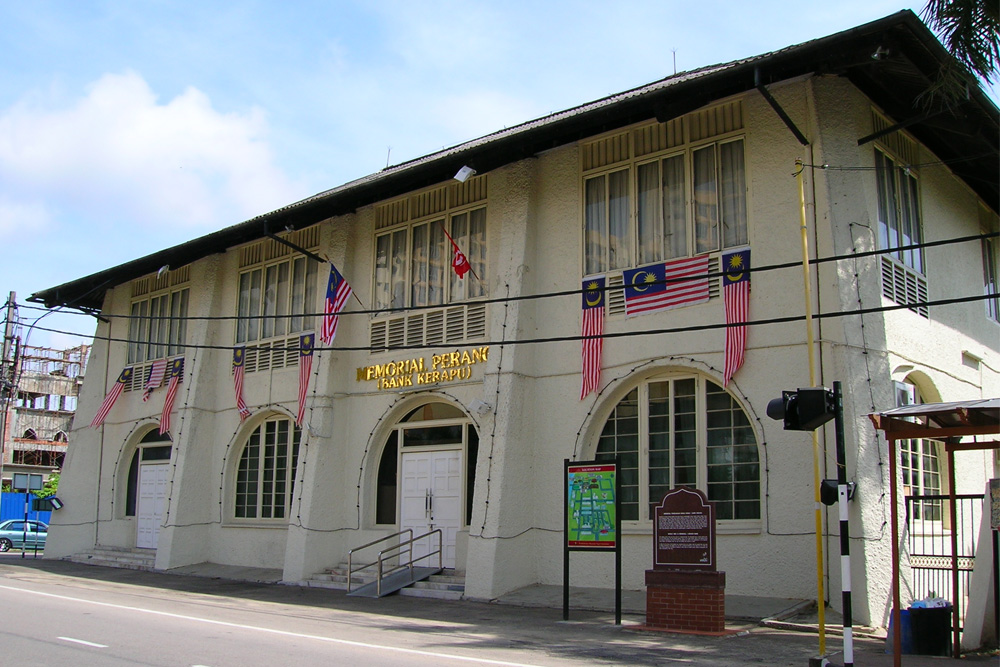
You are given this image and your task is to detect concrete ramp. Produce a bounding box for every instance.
[347,566,442,598]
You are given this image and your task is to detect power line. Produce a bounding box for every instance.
[19,231,999,323]
[25,292,997,355]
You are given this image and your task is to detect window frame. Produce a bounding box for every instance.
[875,148,924,274]
[582,135,747,279]
[982,234,999,323]
[592,373,761,531]
[235,254,317,346]
[128,286,189,364]
[373,205,488,311]
[231,415,301,522]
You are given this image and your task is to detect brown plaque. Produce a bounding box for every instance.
[653,487,716,570]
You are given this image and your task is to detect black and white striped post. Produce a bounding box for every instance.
[767,383,854,667]
[832,381,853,667]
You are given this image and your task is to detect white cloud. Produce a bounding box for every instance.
[0,71,303,237]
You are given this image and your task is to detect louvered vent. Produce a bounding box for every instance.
[881,256,928,318]
[582,132,630,171]
[604,257,721,317]
[871,109,918,165]
[369,303,488,351]
[242,337,302,373]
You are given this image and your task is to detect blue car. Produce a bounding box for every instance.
[0,519,47,552]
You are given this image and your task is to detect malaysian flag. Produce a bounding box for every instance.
[623,255,710,316]
[90,367,133,428]
[142,358,167,402]
[580,277,606,399]
[159,357,185,435]
[297,333,314,426]
[232,347,250,421]
[320,263,353,344]
[722,248,751,386]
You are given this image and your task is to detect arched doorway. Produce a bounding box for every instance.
[375,401,479,569]
[123,428,172,549]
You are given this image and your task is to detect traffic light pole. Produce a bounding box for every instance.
[833,381,853,667]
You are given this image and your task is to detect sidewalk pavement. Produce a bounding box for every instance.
[3,555,996,666]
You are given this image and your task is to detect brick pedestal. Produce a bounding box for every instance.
[644,569,726,634]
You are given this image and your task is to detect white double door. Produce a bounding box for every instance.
[136,463,168,549]
[400,449,462,569]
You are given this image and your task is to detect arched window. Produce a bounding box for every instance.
[54,431,68,443]
[22,429,37,440]
[594,374,760,522]
[234,416,301,519]
[895,381,942,520]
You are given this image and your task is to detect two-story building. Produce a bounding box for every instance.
[31,11,998,628]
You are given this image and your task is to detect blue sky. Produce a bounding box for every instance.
[0,1,991,349]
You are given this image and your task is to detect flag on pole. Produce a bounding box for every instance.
[722,247,751,386]
[159,357,185,435]
[440,224,471,278]
[232,347,250,421]
[580,277,606,399]
[320,263,353,344]
[142,359,167,402]
[623,254,710,316]
[297,333,314,426]
[90,367,133,428]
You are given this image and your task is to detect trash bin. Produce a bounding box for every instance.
[908,605,952,656]
[885,608,914,654]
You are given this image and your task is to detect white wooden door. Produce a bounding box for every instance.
[136,464,168,549]
[400,450,462,569]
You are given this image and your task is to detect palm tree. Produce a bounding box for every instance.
[920,0,999,102]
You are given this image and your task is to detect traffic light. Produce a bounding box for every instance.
[766,387,836,431]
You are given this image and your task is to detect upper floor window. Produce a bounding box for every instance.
[594,374,760,523]
[375,206,487,310]
[128,286,189,364]
[236,254,317,344]
[585,139,746,276]
[875,148,924,274]
[983,231,999,322]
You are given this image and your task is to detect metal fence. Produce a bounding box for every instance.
[0,492,53,525]
[905,493,984,629]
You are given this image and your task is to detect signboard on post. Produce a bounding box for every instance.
[653,487,716,570]
[563,459,621,624]
[566,462,617,550]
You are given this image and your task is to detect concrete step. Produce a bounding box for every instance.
[67,546,156,572]
[398,572,465,600]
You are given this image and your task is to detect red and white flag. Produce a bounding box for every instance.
[159,357,185,435]
[142,359,167,402]
[722,248,750,386]
[320,263,352,344]
[580,277,606,399]
[297,333,314,426]
[232,347,250,421]
[91,367,133,428]
[440,224,472,279]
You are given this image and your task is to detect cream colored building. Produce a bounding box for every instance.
[32,12,998,628]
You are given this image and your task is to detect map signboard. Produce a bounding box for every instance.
[566,462,617,550]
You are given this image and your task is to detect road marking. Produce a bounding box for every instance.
[58,636,108,648]
[0,584,544,667]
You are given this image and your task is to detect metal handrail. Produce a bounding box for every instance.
[347,529,412,593]
[374,529,442,597]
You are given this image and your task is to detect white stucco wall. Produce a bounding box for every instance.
[49,73,997,629]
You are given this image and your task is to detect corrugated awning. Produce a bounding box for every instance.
[869,398,1000,441]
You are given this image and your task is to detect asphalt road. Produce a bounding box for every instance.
[0,554,993,666]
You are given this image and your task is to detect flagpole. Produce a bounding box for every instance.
[265,230,366,310]
[436,221,483,285]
